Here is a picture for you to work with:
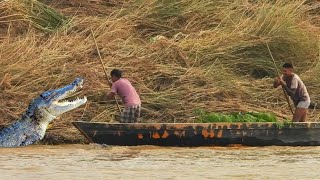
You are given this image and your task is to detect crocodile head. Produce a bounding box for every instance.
[24,78,87,122]
[0,78,87,147]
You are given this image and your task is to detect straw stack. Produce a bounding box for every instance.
[0,0,319,143]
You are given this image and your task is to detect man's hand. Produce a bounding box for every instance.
[277,77,286,86]
[274,76,285,88]
[103,92,116,101]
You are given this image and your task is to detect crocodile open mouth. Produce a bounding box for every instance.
[54,96,87,107]
[54,81,86,107]
[48,78,87,115]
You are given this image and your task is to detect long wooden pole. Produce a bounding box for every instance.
[266,42,294,115]
[90,29,121,113]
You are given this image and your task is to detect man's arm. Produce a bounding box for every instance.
[103,81,117,101]
[282,86,296,97]
[280,77,297,97]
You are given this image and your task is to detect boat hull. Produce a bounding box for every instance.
[72,122,320,146]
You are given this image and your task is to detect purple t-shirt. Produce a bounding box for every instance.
[111,78,141,107]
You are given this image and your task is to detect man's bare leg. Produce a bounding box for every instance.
[300,109,308,122]
[293,108,306,122]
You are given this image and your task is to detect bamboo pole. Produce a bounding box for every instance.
[90,28,121,113]
[266,42,294,115]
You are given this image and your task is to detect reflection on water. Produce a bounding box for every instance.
[1,145,320,179]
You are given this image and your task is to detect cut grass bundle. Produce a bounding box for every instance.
[0,0,319,143]
[0,0,68,32]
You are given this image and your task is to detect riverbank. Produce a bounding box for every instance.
[0,0,320,144]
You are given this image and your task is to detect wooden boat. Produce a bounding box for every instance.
[72,121,320,146]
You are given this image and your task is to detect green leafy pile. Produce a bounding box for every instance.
[194,109,277,123]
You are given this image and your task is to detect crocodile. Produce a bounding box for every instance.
[0,78,87,147]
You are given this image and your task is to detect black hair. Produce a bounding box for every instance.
[282,63,294,69]
[110,69,122,78]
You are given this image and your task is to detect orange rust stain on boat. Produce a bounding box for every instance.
[162,130,169,138]
[152,132,160,139]
[202,130,209,138]
[171,124,188,130]
[209,130,215,138]
[137,133,143,139]
[151,124,162,130]
[217,130,223,138]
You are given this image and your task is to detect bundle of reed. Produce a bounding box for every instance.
[0,0,319,143]
[0,0,68,33]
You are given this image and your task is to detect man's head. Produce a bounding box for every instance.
[110,69,122,82]
[282,63,294,77]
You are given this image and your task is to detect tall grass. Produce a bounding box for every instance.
[0,0,319,142]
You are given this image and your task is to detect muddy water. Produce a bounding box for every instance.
[1,145,320,179]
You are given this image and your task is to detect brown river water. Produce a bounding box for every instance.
[1,145,320,179]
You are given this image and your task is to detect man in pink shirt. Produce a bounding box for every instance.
[106,69,141,123]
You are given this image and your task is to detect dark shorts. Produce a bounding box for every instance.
[120,105,141,123]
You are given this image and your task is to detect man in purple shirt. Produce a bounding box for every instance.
[106,69,141,123]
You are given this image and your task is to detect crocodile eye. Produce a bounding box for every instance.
[40,95,49,100]
[40,91,56,100]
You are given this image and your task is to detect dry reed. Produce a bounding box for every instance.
[0,0,319,143]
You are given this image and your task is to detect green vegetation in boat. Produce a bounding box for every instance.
[193,109,278,123]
